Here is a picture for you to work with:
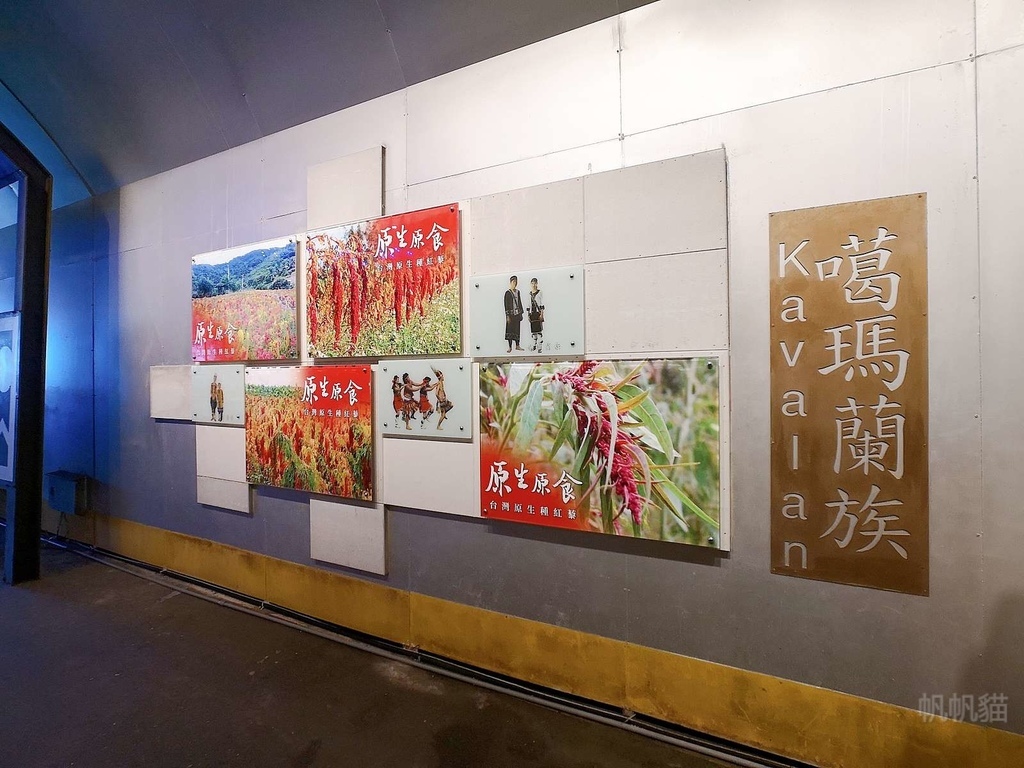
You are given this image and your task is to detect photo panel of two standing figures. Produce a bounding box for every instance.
[469,265,585,358]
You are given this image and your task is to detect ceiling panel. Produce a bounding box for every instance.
[0,0,657,196]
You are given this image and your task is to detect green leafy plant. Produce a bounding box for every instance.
[481,360,720,545]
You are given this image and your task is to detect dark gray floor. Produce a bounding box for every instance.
[0,537,729,768]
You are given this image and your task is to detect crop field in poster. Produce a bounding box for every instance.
[306,204,460,358]
[245,366,373,501]
[480,359,721,547]
[192,239,298,362]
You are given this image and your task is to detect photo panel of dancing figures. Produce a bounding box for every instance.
[374,358,473,440]
[469,265,584,358]
[191,365,244,425]
[245,365,374,501]
[305,204,461,358]
[480,358,723,548]
[191,238,299,362]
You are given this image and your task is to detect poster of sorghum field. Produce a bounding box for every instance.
[305,204,460,358]
[480,359,722,548]
[245,365,374,501]
[192,238,298,362]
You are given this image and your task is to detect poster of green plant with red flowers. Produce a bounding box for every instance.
[480,359,723,548]
[305,204,460,358]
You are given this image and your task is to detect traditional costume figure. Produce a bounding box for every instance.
[528,278,545,353]
[391,376,403,419]
[432,368,453,430]
[417,376,436,428]
[216,382,225,422]
[503,275,524,353]
[400,374,418,430]
[209,375,218,421]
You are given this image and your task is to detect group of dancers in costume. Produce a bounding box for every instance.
[390,368,453,430]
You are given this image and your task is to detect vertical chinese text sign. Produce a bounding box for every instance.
[770,194,928,594]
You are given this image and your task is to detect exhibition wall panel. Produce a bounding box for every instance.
[619,0,973,135]
[309,498,387,576]
[621,62,981,711]
[194,425,245,484]
[73,0,1023,739]
[260,91,407,224]
[45,251,95,477]
[976,44,1024,723]
[584,251,728,354]
[405,18,620,185]
[583,152,727,263]
[306,146,384,231]
[197,477,249,514]
[148,365,191,421]
[469,178,585,273]
[976,0,1024,55]
[380,436,480,519]
[406,140,623,215]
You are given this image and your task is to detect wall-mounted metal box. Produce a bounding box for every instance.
[44,471,88,516]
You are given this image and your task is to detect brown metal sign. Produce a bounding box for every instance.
[770,194,928,595]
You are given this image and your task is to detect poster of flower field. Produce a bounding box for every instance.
[480,359,723,548]
[305,204,460,358]
[192,238,298,362]
[245,365,374,501]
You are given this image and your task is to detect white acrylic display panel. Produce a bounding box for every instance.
[195,424,246,483]
[469,265,584,359]
[197,476,251,514]
[306,146,384,231]
[375,358,473,439]
[191,365,244,425]
[468,178,584,273]
[309,498,387,575]
[149,364,192,420]
[583,152,727,263]
[585,250,728,354]
[381,438,480,518]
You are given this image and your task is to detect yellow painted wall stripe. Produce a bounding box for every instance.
[65,513,1024,768]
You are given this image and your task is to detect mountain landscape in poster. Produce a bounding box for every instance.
[480,359,721,547]
[192,240,298,362]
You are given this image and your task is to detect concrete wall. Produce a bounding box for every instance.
[54,0,1024,733]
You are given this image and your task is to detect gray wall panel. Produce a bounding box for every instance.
[397,507,632,637]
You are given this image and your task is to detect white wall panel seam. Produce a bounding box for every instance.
[618,60,975,146]
[405,137,624,191]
